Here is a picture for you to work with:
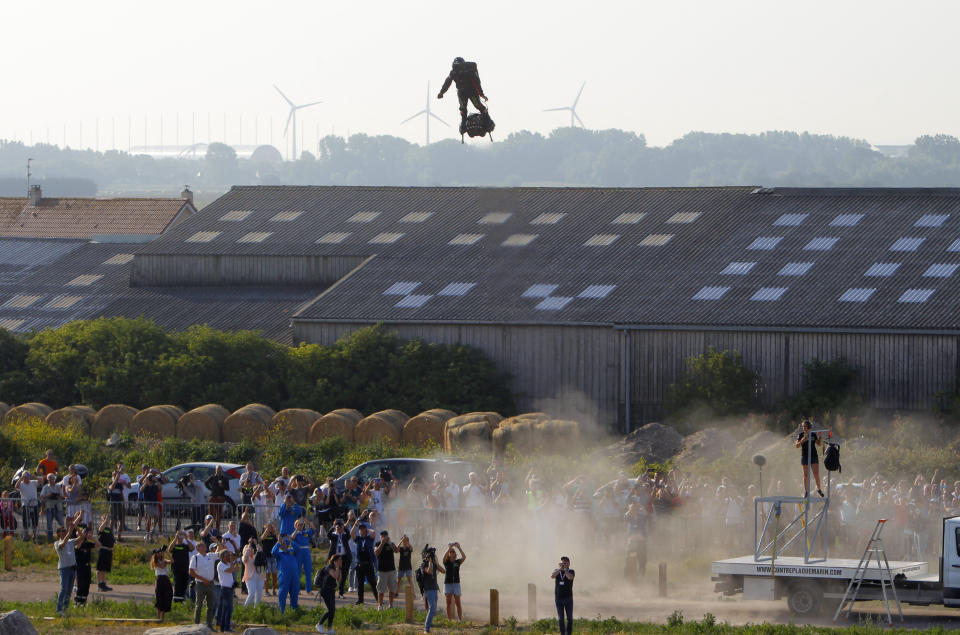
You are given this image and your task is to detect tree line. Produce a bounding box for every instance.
[0,319,515,416]
[5,131,960,192]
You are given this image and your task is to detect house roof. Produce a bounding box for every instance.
[0,196,194,239]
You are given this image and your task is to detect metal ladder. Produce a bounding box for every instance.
[833,518,903,624]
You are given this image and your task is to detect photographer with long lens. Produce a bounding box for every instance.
[551,556,575,635]
[419,545,444,634]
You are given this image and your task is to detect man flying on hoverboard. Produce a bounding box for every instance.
[438,57,495,141]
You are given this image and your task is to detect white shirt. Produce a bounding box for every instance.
[216,560,235,588]
[116,472,131,500]
[18,480,38,504]
[220,531,241,554]
[444,483,460,510]
[370,489,383,513]
[189,551,220,582]
[463,483,486,508]
[240,471,263,488]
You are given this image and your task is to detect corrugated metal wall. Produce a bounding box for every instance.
[131,254,366,286]
[293,321,959,431]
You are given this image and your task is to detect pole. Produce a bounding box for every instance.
[489,588,499,626]
[658,562,667,597]
[404,581,414,623]
[528,583,536,621]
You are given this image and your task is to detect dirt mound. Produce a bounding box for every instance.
[674,422,785,466]
[598,422,683,466]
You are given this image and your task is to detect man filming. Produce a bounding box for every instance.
[551,556,575,635]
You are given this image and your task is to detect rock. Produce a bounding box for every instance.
[143,625,213,635]
[242,628,278,635]
[0,610,38,635]
[597,422,684,466]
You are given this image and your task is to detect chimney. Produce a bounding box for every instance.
[28,184,41,206]
[181,185,194,206]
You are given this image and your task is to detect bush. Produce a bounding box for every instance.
[665,347,761,420]
[779,357,861,425]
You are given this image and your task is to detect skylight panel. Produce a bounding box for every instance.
[747,236,782,250]
[103,253,134,265]
[898,288,935,303]
[915,214,949,228]
[830,214,864,227]
[721,261,757,275]
[577,285,616,299]
[531,213,566,225]
[437,283,476,296]
[383,282,421,296]
[583,234,620,247]
[638,233,673,247]
[238,232,273,243]
[45,295,82,309]
[395,294,433,308]
[948,239,960,253]
[479,212,511,224]
[369,232,404,244]
[535,296,573,311]
[864,262,900,277]
[3,294,42,308]
[666,212,701,224]
[522,284,558,298]
[778,262,814,276]
[839,288,875,302]
[502,234,538,246]
[803,237,839,251]
[0,318,24,330]
[448,233,484,246]
[186,231,221,243]
[400,212,434,223]
[347,211,380,223]
[773,213,808,226]
[924,263,960,278]
[219,210,253,221]
[270,211,303,222]
[890,237,925,252]
[316,232,351,244]
[692,286,730,301]
[612,213,645,224]
[751,287,788,301]
[67,274,103,286]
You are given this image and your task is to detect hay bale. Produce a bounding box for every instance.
[2,402,52,425]
[271,408,320,443]
[177,404,229,441]
[493,416,539,455]
[354,410,408,446]
[91,404,138,438]
[309,410,360,443]
[443,412,503,453]
[329,408,363,425]
[222,403,276,443]
[46,406,96,432]
[130,405,183,438]
[533,419,581,453]
[446,420,496,453]
[402,409,455,446]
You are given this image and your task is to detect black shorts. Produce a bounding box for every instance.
[800,456,819,466]
[96,549,113,572]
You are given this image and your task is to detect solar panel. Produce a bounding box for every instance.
[803,237,839,251]
[479,212,511,224]
[0,318,24,330]
[948,239,960,252]
[270,211,303,222]
[315,232,351,244]
[186,231,221,243]
[747,236,782,250]
[219,210,253,221]
[638,234,673,247]
[448,233,484,246]
[864,263,900,277]
[583,234,620,247]
[535,296,573,310]
[347,212,380,223]
[838,288,876,302]
[3,294,42,308]
[103,254,134,265]
[437,283,476,296]
[890,237,925,252]
[238,232,273,243]
[383,282,421,296]
[923,263,959,278]
[67,274,103,286]
[400,212,434,223]
[692,286,730,301]
[44,295,83,309]
[666,212,701,224]
[829,214,864,227]
[751,287,788,301]
[369,233,404,244]
[502,234,538,246]
[395,294,433,308]
[915,214,949,228]
[773,213,808,226]
[720,262,756,275]
[578,285,616,299]
[898,288,935,303]
[778,262,814,276]
[612,213,645,224]
[531,213,566,225]
[522,284,558,298]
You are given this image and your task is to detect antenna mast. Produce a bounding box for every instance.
[26,158,32,196]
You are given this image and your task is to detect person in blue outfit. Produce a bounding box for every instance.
[277,494,304,537]
[272,534,300,613]
[291,517,316,593]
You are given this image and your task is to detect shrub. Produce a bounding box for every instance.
[779,357,861,425]
[665,347,761,420]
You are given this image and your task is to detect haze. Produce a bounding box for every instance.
[1,0,958,150]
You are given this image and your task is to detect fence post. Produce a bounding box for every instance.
[3,535,11,571]
[405,580,415,623]
[490,588,499,626]
[528,582,536,621]
[658,561,667,597]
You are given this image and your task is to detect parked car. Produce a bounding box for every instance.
[334,457,475,491]
[128,462,244,519]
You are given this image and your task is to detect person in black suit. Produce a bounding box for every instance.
[326,518,352,598]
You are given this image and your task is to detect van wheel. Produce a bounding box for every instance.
[787,581,822,617]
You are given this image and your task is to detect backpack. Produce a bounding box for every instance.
[824,443,841,473]
[253,546,268,569]
[314,565,328,588]
[414,566,424,594]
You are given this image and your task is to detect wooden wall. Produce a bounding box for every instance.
[131,254,366,287]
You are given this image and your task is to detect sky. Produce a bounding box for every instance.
[1,1,959,157]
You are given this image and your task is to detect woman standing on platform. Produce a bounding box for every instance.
[796,420,824,497]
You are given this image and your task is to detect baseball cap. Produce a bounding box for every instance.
[205,514,214,520]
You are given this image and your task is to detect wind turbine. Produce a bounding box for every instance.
[544,82,586,128]
[274,85,322,160]
[401,81,448,145]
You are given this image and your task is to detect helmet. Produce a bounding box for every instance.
[452,57,465,68]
